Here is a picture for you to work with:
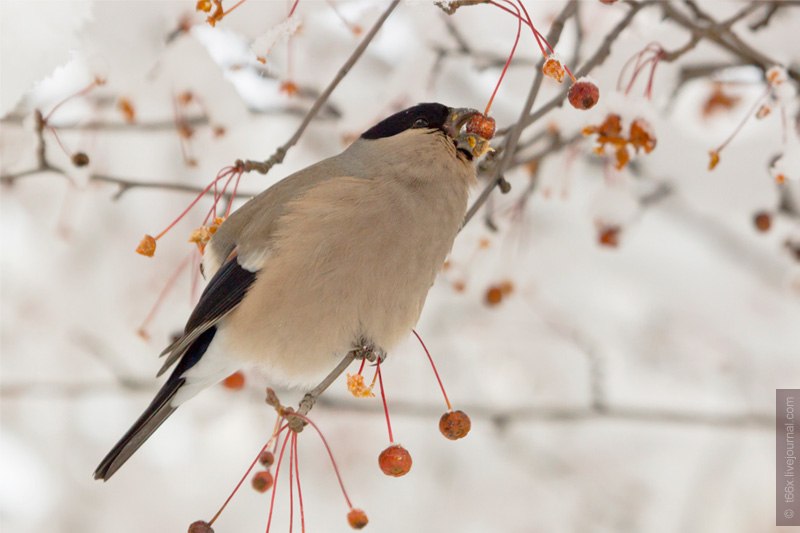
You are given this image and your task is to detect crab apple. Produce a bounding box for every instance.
[251,470,274,493]
[72,152,90,167]
[347,508,369,529]
[466,114,496,140]
[259,450,275,467]
[753,211,772,232]
[439,410,471,440]
[378,444,412,477]
[188,520,214,533]
[568,78,600,110]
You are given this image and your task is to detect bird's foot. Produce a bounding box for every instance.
[351,339,387,364]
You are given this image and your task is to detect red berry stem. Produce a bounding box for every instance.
[43,78,102,124]
[288,432,295,533]
[412,329,452,412]
[292,433,306,533]
[483,0,523,115]
[285,411,355,510]
[265,431,292,533]
[375,360,395,443]
[208,420,288,526]
[137,252,193,338]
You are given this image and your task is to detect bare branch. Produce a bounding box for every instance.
[237,0,401,175]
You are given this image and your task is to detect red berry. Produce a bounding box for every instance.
[259,450,275,467]
[188,521,214,533]
[753,211,772,232]
[466,114,496,139]
[347,508,369,529]
[251,470,274,493]
[439,410,471,440]
[568,78,600,110]
[378,444,412,477]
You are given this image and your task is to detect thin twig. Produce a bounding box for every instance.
[237,0,401,175]
[462,0,578,229]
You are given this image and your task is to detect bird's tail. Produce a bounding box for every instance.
[94,326,219,481]
[93,378,182,481]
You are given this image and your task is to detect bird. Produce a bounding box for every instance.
[94,103,481,481]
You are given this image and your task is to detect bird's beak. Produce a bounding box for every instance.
[443,107,480,139]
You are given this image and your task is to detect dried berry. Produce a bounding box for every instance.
[136,234,157,257]
[347,373,375,398]
[568,78,600,110]
[71,152,90,167]
[465,114,496,140]
[222,371,245,390]
[259,450,275,467]
[629,119,656,153]
[542,56,566,83]
[753,211,772,232]
[378,444,412,477]
[708,150,720,170]
[347,508,369,529]
[188,520,214,533]
[118,97,136,123]
[439,410,471,440]
[251,470,274,493]
[485,286,503,306]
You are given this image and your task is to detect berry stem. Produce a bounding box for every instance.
[484,0,522,115]
[222,0,248,17]
[412,329,453,411]
[43,79,101,123]
[208,418,287,526]
[286,411,354,509]
[137,252,192,337]
[713,86,771,154]
[375,360,394,443]
[293,434,306,533]
[288,432,295,533]
[265,431,292,533]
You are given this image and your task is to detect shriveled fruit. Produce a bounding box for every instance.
[568,78,600,110]
[439,410,471,440]
[466,114,496,140]
[188,520,214,533]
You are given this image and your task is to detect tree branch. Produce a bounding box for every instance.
[236,0,401,175]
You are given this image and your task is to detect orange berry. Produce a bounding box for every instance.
[222,371,245,390]
[568,78,600,110]
[439,410,471,440]
[251,470,274,493]
[598,226,620,248]
[71,152,90,167]
[259,450,275,467]
[117,97,136,123]
[378,444,412,477]
[465,114,496,140]
[542,56,566,83]
[136,234,156,257]
[753,211,772,232]
[485,286,503,306]
[347,508,369,529]
[188,520,214,533]
[196,0,212,12]
[280,80,299,97]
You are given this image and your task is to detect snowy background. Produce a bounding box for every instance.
[1,1,799,532]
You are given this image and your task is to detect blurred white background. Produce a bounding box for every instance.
[2,1,799,532]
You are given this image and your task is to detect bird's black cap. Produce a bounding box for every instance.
[361,103,450,140]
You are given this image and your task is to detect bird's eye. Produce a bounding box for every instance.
[413,118,429,128]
